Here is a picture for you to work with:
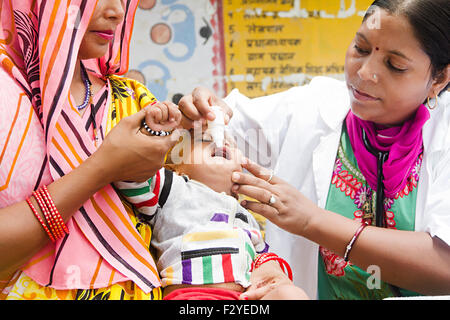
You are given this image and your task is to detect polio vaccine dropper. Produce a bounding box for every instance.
[207,106,225,148]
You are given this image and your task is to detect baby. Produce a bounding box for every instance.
[114,102,304,300]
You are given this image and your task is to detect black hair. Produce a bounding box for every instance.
[364,0,449,95]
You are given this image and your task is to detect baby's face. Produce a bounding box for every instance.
[174,130,244,196]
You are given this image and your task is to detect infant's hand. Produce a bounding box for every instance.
[143,101,182,134]
[239,260,300,300]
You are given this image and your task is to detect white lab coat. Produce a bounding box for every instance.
[225,76,450,298]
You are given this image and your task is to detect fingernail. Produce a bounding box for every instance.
[232,172,240,182]
[232,184,239,192]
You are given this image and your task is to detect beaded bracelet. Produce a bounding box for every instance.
[39,186,69,236]
[32,190,61,239]
[26,198,56,242]
[251,252,293,281]
[29,186,69,242]
[142,120,173,137]
[343,222,368,262]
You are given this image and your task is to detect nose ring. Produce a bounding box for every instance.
[373,74,377,80]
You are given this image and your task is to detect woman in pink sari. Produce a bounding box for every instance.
[0,0,181,300]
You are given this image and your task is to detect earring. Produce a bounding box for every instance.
[427,95,438,110]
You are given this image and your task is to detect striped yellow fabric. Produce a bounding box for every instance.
[106,75,158,133]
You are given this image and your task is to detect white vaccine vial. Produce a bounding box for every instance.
[207,106,225,148]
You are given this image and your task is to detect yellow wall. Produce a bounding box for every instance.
[223,0,374,97]
[129,1,375,101]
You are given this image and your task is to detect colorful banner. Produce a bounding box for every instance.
[127,0,226,102]
[223,0,373,97]
[127,0,373,100]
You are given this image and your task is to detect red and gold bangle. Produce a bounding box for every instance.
[251,252,277,270]
[36,188,63,238]
[42,185,69,234]
[26,198,55,242]
[39,186,69,235]
[32,190,60,239]
[251,252,293,281]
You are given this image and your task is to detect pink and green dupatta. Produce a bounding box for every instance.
[0,0,161,292]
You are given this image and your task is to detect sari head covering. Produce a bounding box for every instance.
[0,0,161,292]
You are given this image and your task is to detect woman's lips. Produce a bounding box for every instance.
[351,86,379,102]
[93,30,114,41]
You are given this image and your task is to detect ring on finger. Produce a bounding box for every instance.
[268,194,276,205]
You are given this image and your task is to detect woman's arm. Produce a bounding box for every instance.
[0,108,180,279]
[0,152,109,279]
[306,208,450,295]
[232,159,450,296]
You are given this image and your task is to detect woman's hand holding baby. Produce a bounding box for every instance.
[93,102,182,184]
[142,100,182,134]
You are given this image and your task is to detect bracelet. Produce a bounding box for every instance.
[40,186,69,235]
[142,120,172,137]
[29,186,69,242]
[250,252,293,281]
[343,222,368,262]
[26,198,56,242]
[251,252,277,271]
[32,190,61,239]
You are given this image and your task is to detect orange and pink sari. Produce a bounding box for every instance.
[0,0,162,299]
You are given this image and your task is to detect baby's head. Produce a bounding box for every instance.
[165,128,244,197]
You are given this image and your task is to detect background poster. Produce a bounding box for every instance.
[127,0,226,103]
[127,0,373,101]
